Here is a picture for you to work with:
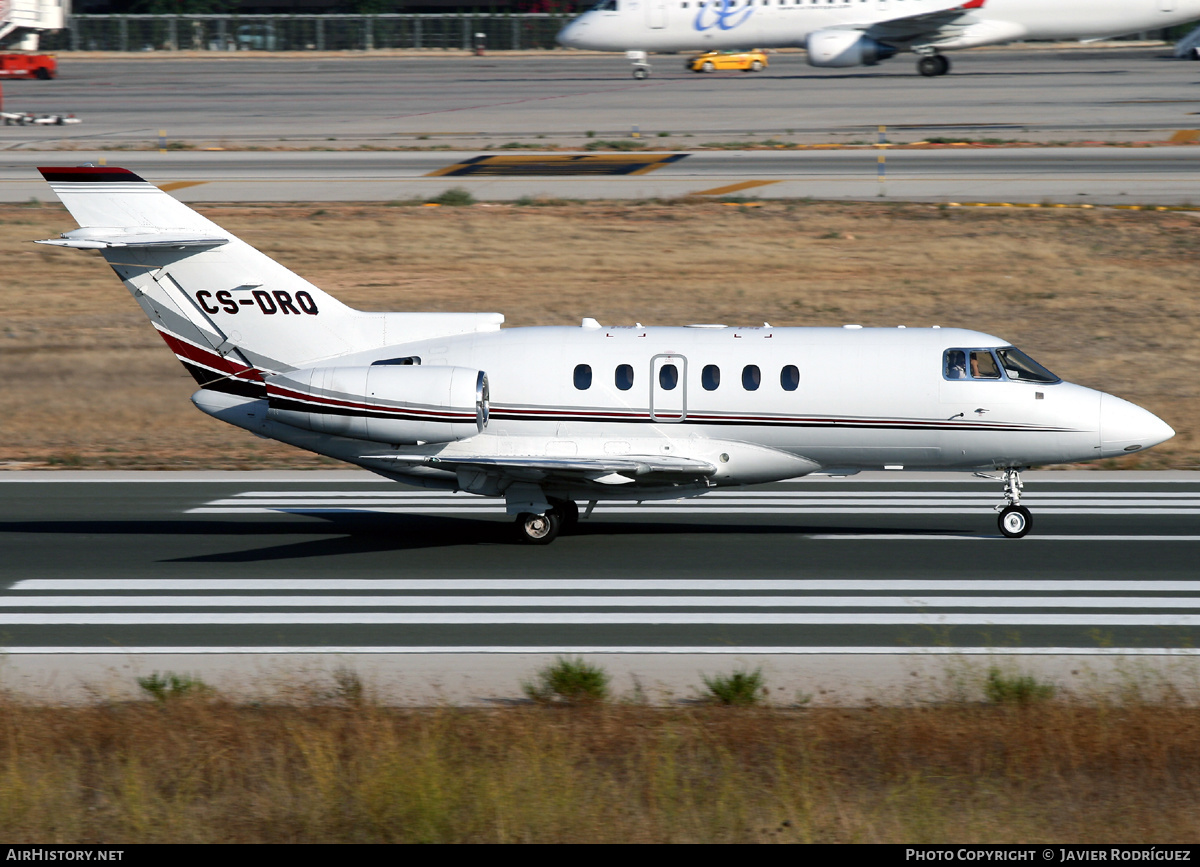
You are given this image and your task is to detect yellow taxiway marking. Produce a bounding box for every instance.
[158,181,208,192]
[691,180,781,197]
[426,154,688,178]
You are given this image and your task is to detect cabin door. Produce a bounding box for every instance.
[650,354,687,422]
[646,0,668,29]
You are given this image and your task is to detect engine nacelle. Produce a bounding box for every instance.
[805,30,897,68]
[265,364,488,444]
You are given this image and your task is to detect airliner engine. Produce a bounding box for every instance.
[805,30,897,67]
[265,365,488,444]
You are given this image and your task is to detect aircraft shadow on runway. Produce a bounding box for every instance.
[0,515,962,561]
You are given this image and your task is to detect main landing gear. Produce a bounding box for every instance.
[977,468,1032,538]
[917,53,951,77]
[514,497,579,545]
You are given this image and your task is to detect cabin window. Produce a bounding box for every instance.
[372,356,420,366]
[659,363,679,390]
[781,364,799,391]
[573,364,592,390]
[702,364,721,391]
[742,364,761,391]
[615,363,635,391]
[591,0,618,10]
[996,347,1060,384]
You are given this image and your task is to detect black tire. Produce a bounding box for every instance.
[936,55,950,75]
[35,67,52,80]
[750,60,763,72]
[998,505,1032,539]
[701,61,715,73]
[548,497,579,532]
[917,56,941,77]
[515,511,561,545]
[632,67,649,80]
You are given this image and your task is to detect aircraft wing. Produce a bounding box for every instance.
[362,453,717,485]
[847,0,986,43]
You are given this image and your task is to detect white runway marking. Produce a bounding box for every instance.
[15,579,1200,591]
[808,534,1200,541]
[4,595,1200,609]
[5,647,1200,656]
[186,488,1200,517]
[3,613,1200,625]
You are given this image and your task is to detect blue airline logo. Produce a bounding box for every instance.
[694,0,755,31]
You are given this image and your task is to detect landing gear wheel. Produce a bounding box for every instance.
[632,66,649,80]
[998,505,1032,539]
[917,55,949,77]
[547,497,579,532]
[701,61,715,73]
[516,511,561,545]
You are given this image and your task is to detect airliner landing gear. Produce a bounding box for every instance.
[916,53,950,77]
[991,467,1032,539]
[628,50,651,80]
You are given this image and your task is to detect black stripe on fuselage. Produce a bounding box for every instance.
[267,395,467,424]
[182,361,267,399]
[487,408,1073,433]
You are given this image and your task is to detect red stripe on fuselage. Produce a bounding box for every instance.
[155,329,263,382]
[265,383,475,421]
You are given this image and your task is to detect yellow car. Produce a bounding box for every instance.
[687,50,769,73]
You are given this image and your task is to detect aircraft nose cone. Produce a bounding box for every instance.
[556,20,583,48]
[1100,393,1174,456]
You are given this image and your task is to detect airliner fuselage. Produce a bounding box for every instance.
[557,0,1200,78]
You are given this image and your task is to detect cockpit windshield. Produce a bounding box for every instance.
[944,347,1060,383]
[996,346,1060,383]
[591,0,618,10]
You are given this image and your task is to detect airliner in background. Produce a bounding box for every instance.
[557,0,1200,78]
[34,166,1174,544]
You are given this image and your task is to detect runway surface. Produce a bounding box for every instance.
[3,49,1199,148]
[3,471,1197,655]
[4,146,1200,204]
[4,48,1199,203]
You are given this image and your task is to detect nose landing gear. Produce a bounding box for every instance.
[978,468,1032,538]
[628,50,651,79]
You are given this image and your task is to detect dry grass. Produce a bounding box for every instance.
[2,199,1197,469]
[2,690,1200,843]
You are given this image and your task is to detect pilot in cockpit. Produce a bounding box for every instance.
[945,350,967,379]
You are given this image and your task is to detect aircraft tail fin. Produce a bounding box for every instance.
[36,166,502,397]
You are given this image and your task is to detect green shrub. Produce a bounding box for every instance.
[522,657,610,704]
[583,139,646,151]
[137,672,211,703]
[984,668,1055,705]
[426,187,476,206]
[701,668,766,706]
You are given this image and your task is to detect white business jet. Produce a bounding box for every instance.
[35,166,1173,543]
[557,0,1200,79]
